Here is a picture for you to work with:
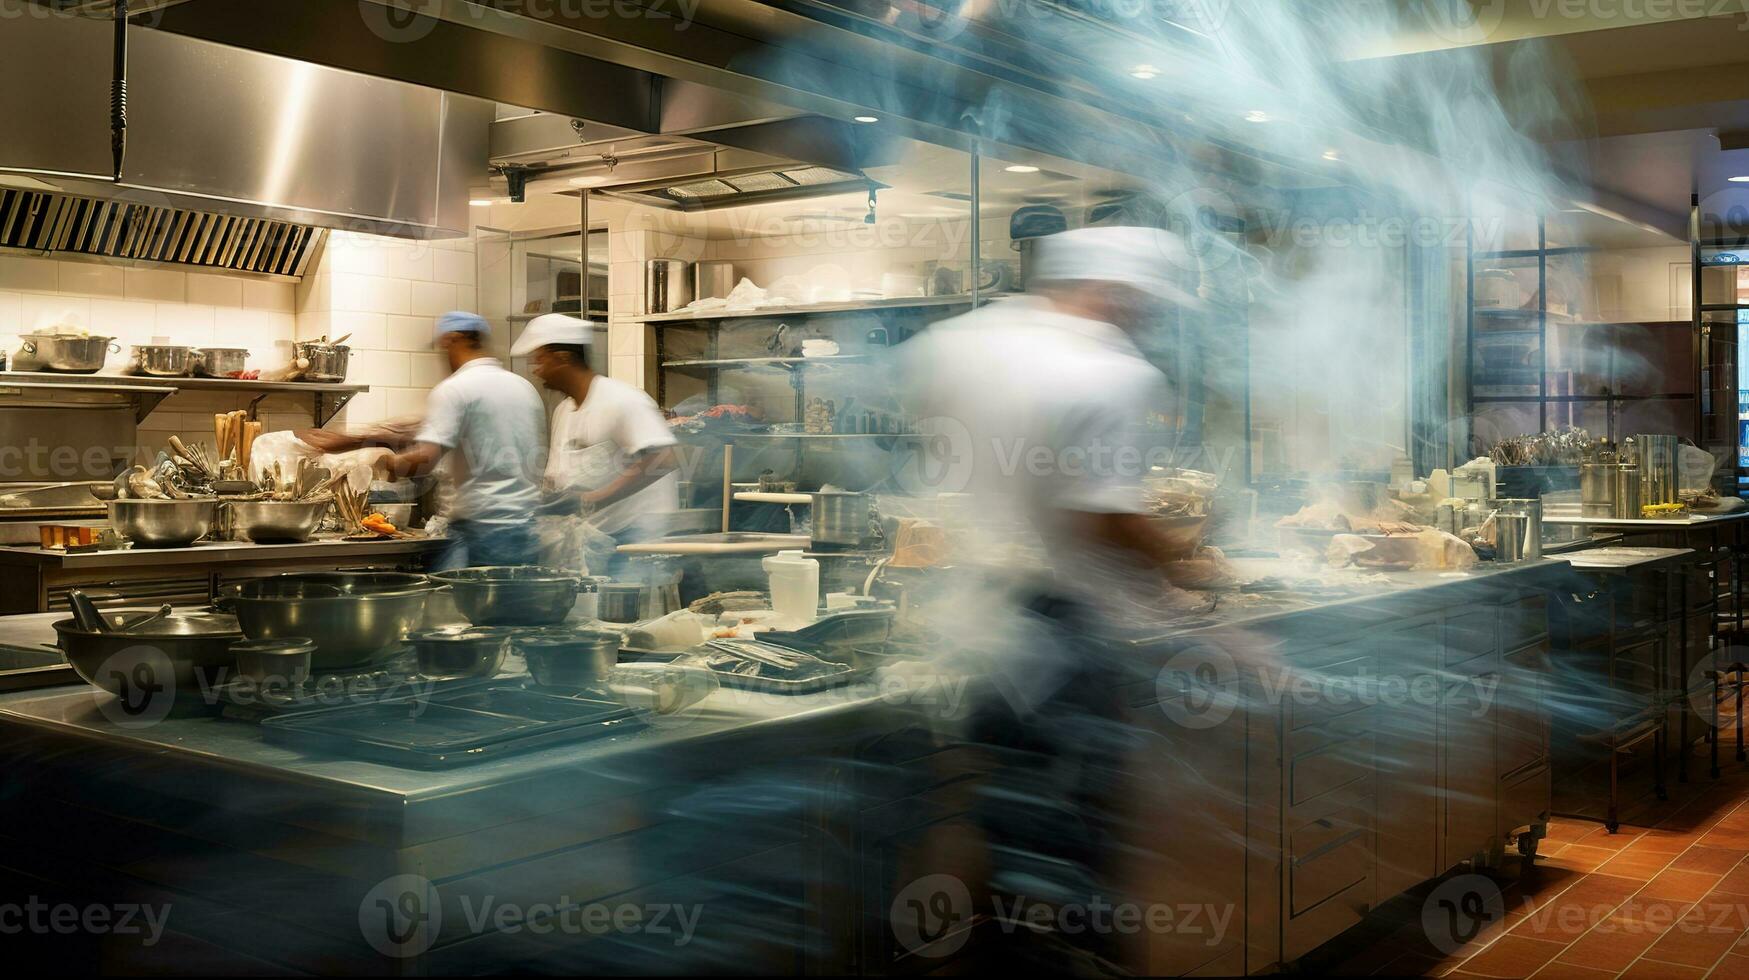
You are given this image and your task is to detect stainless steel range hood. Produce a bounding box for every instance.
[0,1,491,267]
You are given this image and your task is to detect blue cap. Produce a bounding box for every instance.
[435,311,489,342]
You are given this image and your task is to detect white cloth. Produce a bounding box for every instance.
[902,295,1167,604]
[415,357,547,524]
[545,375,679,537]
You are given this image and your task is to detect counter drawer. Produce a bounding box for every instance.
[1290,817,1372,916]
[1286,654,1376,732]
[1500,763,1551,841]
[1445,610,1498,668]
[1289,724,1375,808]
[1502,594,1550,648]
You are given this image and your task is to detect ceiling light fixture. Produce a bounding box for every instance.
[853,115,880,123]
[469,199,496,207]
[1321,149,1339,161]
[1004,164,1040,174]
[1129,64,1159,79]
[1730,175,1749,183]
[1245,110,1271,124]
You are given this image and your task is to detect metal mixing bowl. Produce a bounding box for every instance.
[107,498,219,547]
[429,566,583,627]
[224,572,434,670]
[55,610,243,713]
[409,626,511,680]
[516,628,622,688]
[226,499,331,542]
[195,347,248,377]
[131,344,196,377]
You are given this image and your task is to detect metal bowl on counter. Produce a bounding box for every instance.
[516,628,622,688]
[55,610,243,712]
[429,566,585,627]
[195,347,249,377]
[408,626,512,680]
[130,344,196,377]
[293,341,350,382]
[107,498,219,547]
[225,498,331,542]
[19,333,119,373]
[222,572,435,670]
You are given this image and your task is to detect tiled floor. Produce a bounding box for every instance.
[1329,736,1749,978]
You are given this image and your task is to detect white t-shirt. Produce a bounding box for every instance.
[415,357,547,523]
[902,295,1167,599]
[545,375,680,536]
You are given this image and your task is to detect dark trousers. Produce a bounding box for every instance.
[440,519,537,570]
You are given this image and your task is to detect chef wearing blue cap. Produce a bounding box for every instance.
[382,311,548,569]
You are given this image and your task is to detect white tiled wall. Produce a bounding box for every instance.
[0,253,303,455]
[296,230,479,426]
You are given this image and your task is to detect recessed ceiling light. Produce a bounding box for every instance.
[1244,110,1271,124]
[1004,165,1040,174]
[1321,149,1340,161]
[568,176,606,187]
[469,199,496,207]
[1129,64,1159,79]
[852,115,880,123]
[1730,175,1749,183]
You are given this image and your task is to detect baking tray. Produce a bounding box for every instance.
[690,643,870,695]
[758,607,894,654]
[260,683,642,767]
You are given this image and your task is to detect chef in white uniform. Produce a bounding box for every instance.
[509,314,680,574]
[902,225,1201,972]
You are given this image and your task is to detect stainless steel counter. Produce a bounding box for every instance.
[0,534,443,570]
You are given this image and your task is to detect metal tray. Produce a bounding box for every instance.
[690,649,869,694]
[758,606,894,655]
[260,683,642,767]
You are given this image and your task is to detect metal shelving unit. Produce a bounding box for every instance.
[1693,193,1749,495]
[0,372,368,425]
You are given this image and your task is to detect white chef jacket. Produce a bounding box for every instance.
[903,295,1167,597]
[415,357,547,524]
[545,375,679,537]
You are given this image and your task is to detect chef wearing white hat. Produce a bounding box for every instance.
[510,313,680,573]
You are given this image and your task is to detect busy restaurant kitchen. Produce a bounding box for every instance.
[4,1,1749,977]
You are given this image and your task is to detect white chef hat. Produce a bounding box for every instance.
[1029,226,1203,309]
[510,313,595,356]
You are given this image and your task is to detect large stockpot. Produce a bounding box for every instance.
[223,572,435,669]
[131,344,196,377]
[1634,434,1680,506]
[107,498,219,547]
[428,566,585,626]
[810,491,872,547]
[293,341,351,382]
[195,347,249,377]
[224,498,330,542]
[644,259,693,314]
[19,333,119,373]
[55,610,243,713]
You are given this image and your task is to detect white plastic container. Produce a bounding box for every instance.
[763,550,820,623]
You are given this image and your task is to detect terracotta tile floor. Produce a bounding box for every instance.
[1325,729,1749,978]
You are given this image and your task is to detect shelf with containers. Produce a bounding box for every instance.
[1466,215,1698,453]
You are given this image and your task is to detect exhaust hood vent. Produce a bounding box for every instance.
[610,165,873,212]
[0,189,323,279]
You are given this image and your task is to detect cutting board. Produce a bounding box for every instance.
[616,533,811,555]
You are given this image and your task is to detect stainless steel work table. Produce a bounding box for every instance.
[0,536,445,614]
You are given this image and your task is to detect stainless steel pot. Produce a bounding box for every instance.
[692,260,735,301]
[55,610,243,712]
[107,498,219,547]
[429,566,582,626]
[811,491,871,547]
[224,572,434,669]
[409,626,511,680]
[131,344,196,377]
[645,259,693,314]
[517,628,621,688]
[225,499,330,542]
[294,342,351,382]
[195,347,248,377]
[19,333,119,373]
